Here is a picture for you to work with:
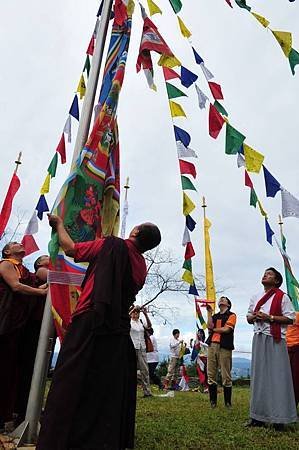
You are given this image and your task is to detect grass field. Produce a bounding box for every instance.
[135,387,299,450]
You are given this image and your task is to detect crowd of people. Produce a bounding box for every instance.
[0,215,298,448]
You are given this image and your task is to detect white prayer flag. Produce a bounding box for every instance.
[144,69,157,91]
[281,187,299,219]
[63,115,72,143]
[237,153,245,168]
[177,141,198,159]
[195,84,209,109]
[120,199,129,239]
[24,211,39,235]
[200,62,214,81]
[182,226,191,246]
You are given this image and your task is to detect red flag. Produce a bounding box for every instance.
[225,0,233,7]
[0,173,20,238]
[136,17,174,72]
[245,170,253,188]
[179,160,196,178]
[86,35,95,56]
[185,242,195,260]
[163,67,180,80]
[208,82,224,100]
[21,234,39,256]
[209,103,225,139]
[56,133,66,164]
[114,0,128,26]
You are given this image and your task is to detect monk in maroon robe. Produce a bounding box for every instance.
[36,214,161,450]
[0,242,47,431]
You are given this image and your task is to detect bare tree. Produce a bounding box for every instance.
[0,206,28,250]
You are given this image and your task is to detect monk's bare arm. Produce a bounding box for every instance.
[48,214,75,257]
[0,262,47,296]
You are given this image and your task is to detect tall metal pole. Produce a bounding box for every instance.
[71,0,114,167]
[11,2,114,445]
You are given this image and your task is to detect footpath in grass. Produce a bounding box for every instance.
[135,387,299,450]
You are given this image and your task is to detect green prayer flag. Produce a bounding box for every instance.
[289,48,299,75]
[214,100,228,117]
[183,259,192,271]
[83,55,91,77]
[250,188,258,207]
[181,175,197,191]
[225,123,246,155]
[166,82,186,99]
[235,0,251,11]
[281,232,299,310]
[47,153,58,178]
[169,0,182,14]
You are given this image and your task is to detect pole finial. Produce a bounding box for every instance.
[14,152,22,173]
[202,196,207,208]
[278,214,283,226]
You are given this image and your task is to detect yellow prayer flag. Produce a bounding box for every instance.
[271,30,292,57]
[77,74,86,100]
[147,0,162,16]
[40,173,51,195]
[158,54,181,68]
[244,144,264,173]
[204,217,216,311]
[257,200,268,218]
[169,100,186,118]
[183,192,195,216]
[182,269,194,285]
[177,16,192,39]
[127,0,135,16]
[251,12,270,28]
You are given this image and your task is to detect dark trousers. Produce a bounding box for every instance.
[148,361,162,387]
[37,311,137,450]
[288,344,299,407]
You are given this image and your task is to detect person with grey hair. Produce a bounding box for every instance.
[246,267,297,429]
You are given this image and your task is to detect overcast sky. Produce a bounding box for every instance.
[0,0,299,356]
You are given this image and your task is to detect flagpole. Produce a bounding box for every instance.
[71,0,114,167]
[11,2,114,445]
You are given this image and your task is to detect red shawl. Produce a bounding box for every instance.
[254,287,284,342]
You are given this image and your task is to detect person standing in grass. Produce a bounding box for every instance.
[146,328,163,390]
[247,267,297,429]
[206,297,236,408]
[286,310,299,408]
[163,329,182,390]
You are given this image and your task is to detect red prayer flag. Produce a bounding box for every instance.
[21,234,39,256]
[185,242,195,260]
[209,103,225,139]
[162,67,180,80]
[136,17,174,72]
[179,160,197,178]
[208,82,224,100]
[245,170,253,188]
[86,35,95,56]
[56,133,66,164]
[225,0,233,7]
[114,0,128,26]
[0,173,20,238]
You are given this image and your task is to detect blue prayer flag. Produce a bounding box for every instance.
[36,195,49,220]
[181,66,198,88]
[69,95,80,121]
[192,47,204,64]
[265,218,274,245]
[186,215,196,231]
[189,283,199,296]
[263,166,281,198]
[174,125,191,147]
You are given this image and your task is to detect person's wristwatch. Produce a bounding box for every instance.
[269,315,274,322]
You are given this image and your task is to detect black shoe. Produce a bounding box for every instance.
[244,419,265,428]
[223,386,232,407]
[208,383,217,408]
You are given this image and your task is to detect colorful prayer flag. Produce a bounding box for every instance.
[265,218,274,245]
[181,175,197,191]
[185,241,195,259]
[183,192,196,216]
[250,188,258,207]
[168,0,182,14]
[182,226,191,245]
[76,74,86,100]
[208,82,224,100]
[36,195,49,220]
[281,188,299,219]
[166,82,186,99]
[182,269,194,284]
[200,63,214,81]
[225,123,246,155]
[271,30,292,57]
[195,85,209,110]
[243,144,264,173]
[169,100,186,117]
[235,0,251,11]
[163,66,180,80]
[289,48,299,75]
[177,16,192,38]
[181,66,198,88]
[192,47,203,64]
[48,153,58,178]
[86,35,95,56]
[186,214,196,231]
[174,125,191,146]
[176,141,198,158]
[147,0,162,16]
[69,95,79,121]
[63,115,72,143]
[263,166,281,198]
[245,170,253,188]
[214,100,228,117]
[179,160,197,178]
[204,217,216,310]
[83,55,91,77]
[251,12,269,28]
[40,173,51,195]
[56,133,66,164]
[257,200,267,218]
[209,104,225,139]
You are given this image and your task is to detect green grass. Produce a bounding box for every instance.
[135,387,299,450]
